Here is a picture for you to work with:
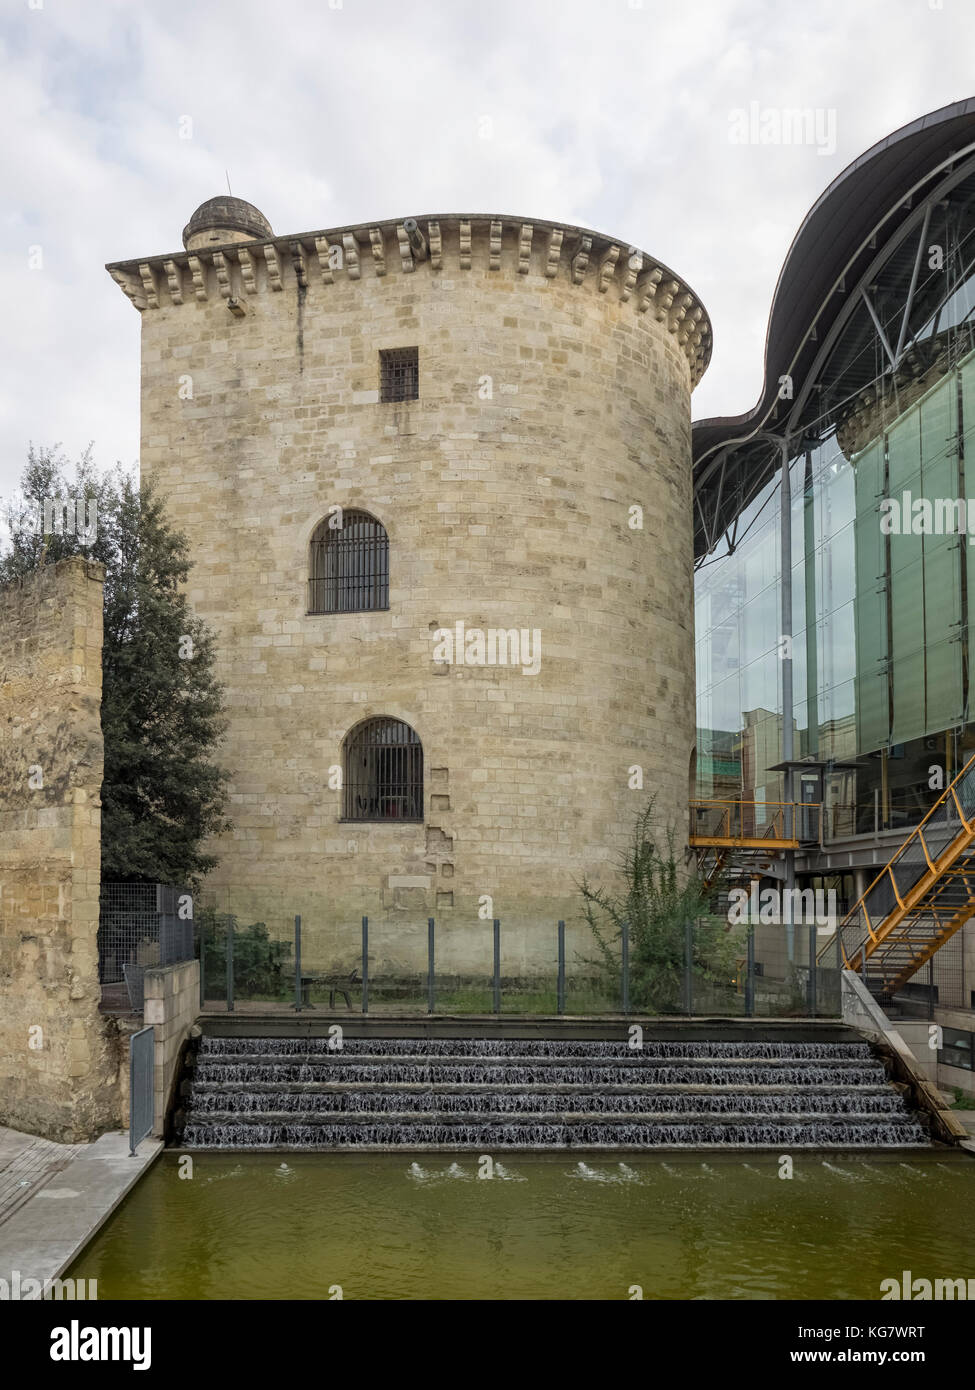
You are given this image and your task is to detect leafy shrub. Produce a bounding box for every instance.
[198,909,291,997]
[580,799,739,1014]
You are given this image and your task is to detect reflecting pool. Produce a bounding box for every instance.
[67,1151,975,1300]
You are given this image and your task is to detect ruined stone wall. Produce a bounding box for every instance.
[115,215,707,976]
[0,558,121,1139]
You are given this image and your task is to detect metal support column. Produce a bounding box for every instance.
[361,916,369,1015]
[292,915,306,1011]
[199,925,206,1010]
[621,919,630,1015]
[226,917,234,1013]
[683,919,694,1015]
[780,435,796,965]
[427,917,435,1015]
[493,919,501,1014]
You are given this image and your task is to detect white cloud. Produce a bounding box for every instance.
[1,0,973,499]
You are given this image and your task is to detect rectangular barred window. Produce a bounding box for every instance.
[379,347,419,403]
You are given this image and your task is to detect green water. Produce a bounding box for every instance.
[70,1152,975,1300]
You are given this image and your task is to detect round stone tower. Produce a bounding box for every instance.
[106,206,710,981]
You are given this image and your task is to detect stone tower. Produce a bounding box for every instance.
[107,201,710,979]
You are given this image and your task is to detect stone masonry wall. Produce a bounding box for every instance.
[0,558,122,1140]
[143,959,200,1135]
[118,215,705,978]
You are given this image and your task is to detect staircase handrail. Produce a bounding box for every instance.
[688,799,820,843]
[818,751,975,967]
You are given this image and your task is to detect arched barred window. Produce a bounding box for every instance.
[344,718,423,822]
[309,510,389,614]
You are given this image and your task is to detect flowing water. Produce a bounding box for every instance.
[179,1036,929,1149]
[68,1151,975,1300]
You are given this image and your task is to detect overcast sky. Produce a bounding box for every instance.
[2,0,974,503]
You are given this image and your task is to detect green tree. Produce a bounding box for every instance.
[1,446,232,884]
[580,799,738,1013]
[198,912,291,999]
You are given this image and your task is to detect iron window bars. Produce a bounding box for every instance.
[344,717,423,822]
[309,510,389,614]
[379,347,419,403]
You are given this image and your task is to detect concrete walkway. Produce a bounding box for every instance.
[0,1128,85,1226]
[0,1126,162,1294]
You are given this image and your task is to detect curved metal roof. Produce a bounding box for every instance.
[693,98,975,495]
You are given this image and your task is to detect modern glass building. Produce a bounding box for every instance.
[693,99,975,1024]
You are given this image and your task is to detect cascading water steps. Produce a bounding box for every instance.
[177,1036,933,1150]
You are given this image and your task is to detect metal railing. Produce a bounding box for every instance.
[129,1025,154,1155]
[823,753,975,973]
[195,910,842,1019]
[823,790,949,842]
[689,799,821,844]
[881,932,967,1016]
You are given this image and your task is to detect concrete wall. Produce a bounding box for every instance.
[934,1005,975,1099]
[0,558,122,1141]
[840,971,968,1144]
[111,214,709,974]
[143,960,200,1135]
[938,1059,975,1099]
[890,1020,938,1084]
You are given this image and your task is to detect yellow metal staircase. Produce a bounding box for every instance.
[820,753,975,999]
[689,799,818,890]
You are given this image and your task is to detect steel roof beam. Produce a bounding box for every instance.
[893,202,933,367]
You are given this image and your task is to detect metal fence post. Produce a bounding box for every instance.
[493,918,501,1014]
[621,919,630,1015]
[361,916,369,1015]
[808,921,817,1017]
[557,920,565,1015]
[684,919,693,1015]
[226,916,234,1013]
[928,956,935,1021]
[293,914,306,1012]
[745,924,755,1018]
[199,922,206,1010]
[428,917,435,1015]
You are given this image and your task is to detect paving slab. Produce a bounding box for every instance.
[0,1128,86,1227]
[0,1127,161,1296]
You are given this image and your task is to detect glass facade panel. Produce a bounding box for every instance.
[695,349,975,838]
[888,411,925,744]
[853,440,888,753]
[920,376,963,730]
[962,353,975,668]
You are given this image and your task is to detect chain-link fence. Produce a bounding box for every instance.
[880,930,968,1016]
[98,882,194,1009]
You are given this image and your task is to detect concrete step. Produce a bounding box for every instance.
[187,1087,905,1114]
[179,1118,930,1149]
[188,1079,896,1095]
[177,1035,928,1150]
